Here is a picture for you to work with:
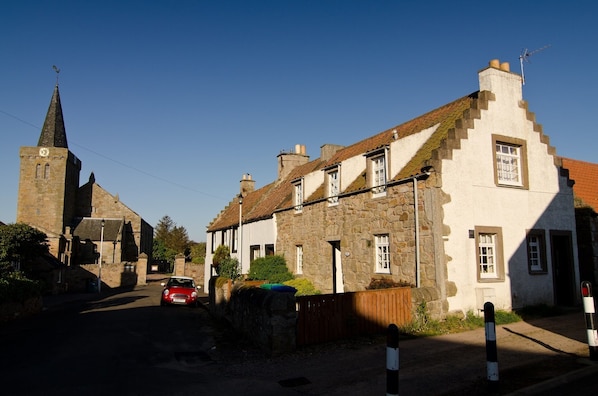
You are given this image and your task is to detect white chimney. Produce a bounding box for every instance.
[479,58,523,102]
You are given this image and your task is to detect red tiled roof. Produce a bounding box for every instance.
[207,159,326,231]
[561,157,598,211]
[207,91,483,231]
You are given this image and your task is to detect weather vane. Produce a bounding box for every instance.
[52,65,60,85]
[518,45,550,85]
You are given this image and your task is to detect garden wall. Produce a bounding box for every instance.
[209,278,297,356]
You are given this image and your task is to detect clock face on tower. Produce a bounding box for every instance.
[39,147,49,157]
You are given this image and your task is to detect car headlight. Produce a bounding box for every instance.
[191,291,198,298]
[163,289,170,296]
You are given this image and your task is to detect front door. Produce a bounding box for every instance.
[551,231,576,306]
[330,241,344,294]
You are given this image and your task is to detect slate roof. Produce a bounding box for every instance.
[38,85,68,148]
[561,157,598,211]
[73,218,123,241]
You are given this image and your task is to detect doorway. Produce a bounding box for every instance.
[550,231,576,306]
[330,241,344,294]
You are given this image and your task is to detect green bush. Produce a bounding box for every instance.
[366,278,412,289]
[217,257,241,281]
[283,278,321,296]
[212,245,230,268]
[247,255,293,283]
[0,272,41,304]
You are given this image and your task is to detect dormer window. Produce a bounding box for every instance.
[372,155,386,194]
[328,168,340,205]
[365,147,388,197]
[294,179,303,213]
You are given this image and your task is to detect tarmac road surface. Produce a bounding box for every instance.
[1,279,597,395]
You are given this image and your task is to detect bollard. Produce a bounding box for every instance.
[386,324,399,396]
[484,302,499,385]
[581,281,598,361]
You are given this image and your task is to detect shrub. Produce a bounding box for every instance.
[248,255,293,283]
[217,257,241,281]
[212,245,230,268]
[283,278,321,296]
[0,272,41,304]
[366,278,412,290]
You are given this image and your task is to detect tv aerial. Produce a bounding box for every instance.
[519,45,550,85]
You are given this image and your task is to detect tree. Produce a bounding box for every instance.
[153,215,191,265]
[190,242,206,264]
[151,239,177,267]
[0,223,49,277]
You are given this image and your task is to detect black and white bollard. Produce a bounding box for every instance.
[386,324,399,396]
[581,281,598,361]
[484,302,499,385]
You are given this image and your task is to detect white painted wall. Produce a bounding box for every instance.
[442,66,578,313]
[204,217,277,290]
[390,124,438,176]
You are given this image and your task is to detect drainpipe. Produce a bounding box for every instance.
[413,167,432,288]
[413,177,421,288]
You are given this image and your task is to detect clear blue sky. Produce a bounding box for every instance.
[1,1,596,242]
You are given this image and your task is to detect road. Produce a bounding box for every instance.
[0,282,226,396]
[2,281,598,395]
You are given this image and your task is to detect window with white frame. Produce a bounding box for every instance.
[527,229,547,273]
[372,155,386,195]
[478,233,497,278]
[250,245,261,262]
[211,232,217,253]
[475,226,504,281]
[495,143,521,185]
[294,180,303,213]
[296,245,303,274]
[493,135,528,188]
[328,169,339,205]
[375,234,390,274]
[232,227,238,253]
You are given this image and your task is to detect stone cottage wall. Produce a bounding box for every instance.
[276,181,434,284]
[209,278,297,356]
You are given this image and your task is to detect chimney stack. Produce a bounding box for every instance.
[277,144,309,180]
[479,58,522,100]
[240,173,255,197]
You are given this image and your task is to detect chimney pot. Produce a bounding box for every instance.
[500,62,510,72]
[489,59,500,69]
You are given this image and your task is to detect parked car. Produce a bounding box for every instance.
[160,276,200,307]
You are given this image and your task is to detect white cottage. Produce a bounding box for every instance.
[207,59,580,316]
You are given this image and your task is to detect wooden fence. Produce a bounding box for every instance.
[296,287,412,346]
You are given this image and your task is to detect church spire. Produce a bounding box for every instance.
[38,84,68,148]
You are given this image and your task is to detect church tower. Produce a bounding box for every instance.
[16,84,81,262]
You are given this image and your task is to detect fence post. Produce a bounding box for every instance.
[386,324,399,396]
[581,281,598,361]
[484,302,499,386]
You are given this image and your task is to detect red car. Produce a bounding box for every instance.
[160,276,200,307]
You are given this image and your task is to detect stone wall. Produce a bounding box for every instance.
[66,254,148,292]
[0,296,43,322]
[173,254,205,289]
[276,181,439,293]
[209,278,297,356]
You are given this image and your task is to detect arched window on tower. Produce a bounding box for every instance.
[36,164,41,179]
[44,163,50,179]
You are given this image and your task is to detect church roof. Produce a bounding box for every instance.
[38,84,68,148]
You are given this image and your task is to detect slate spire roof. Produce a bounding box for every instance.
[38,84,68,148]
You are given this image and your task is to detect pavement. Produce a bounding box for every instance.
[38,280,598,395]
